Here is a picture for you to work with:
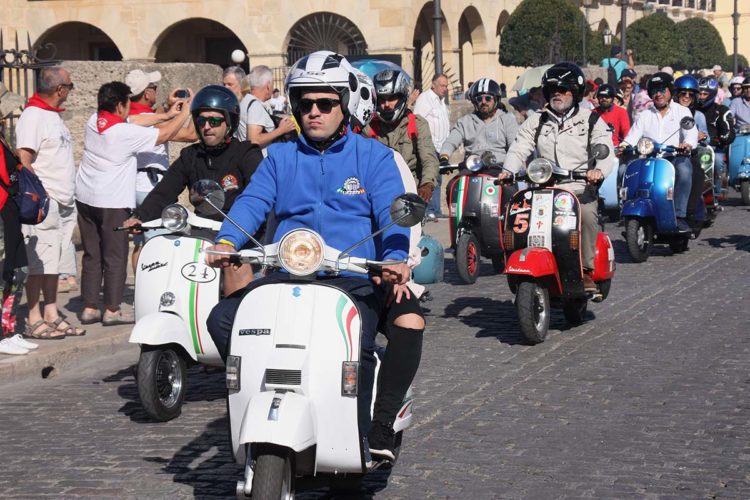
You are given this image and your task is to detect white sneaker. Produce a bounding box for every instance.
[0,338,29,355]
[9,334,39,350]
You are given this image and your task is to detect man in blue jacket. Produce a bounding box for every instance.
[205,51,424,463]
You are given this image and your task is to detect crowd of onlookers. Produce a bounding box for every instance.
[0,63,288,355]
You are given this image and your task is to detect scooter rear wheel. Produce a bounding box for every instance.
[456,233,480,284]
[252,447,294,500]
[137,346,187,422]
[625,218,652,263]
[516,281,550,344]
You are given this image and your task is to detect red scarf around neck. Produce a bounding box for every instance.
[128,102,154,116]
[96,111,125,134]
[26,93,65,113]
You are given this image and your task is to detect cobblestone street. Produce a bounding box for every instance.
[1,196,749,498]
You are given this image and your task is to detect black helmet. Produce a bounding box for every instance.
[596,84,616,99]
[190,85,240,140]
[373,68,413,124]
[647,72,674,98]
[542,62,586,103]
[742,77,750,88]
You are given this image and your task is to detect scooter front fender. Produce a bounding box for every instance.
[504,248,562,295]
[129,312,198,362]
[621,197,655,219]
[236,391,316,463]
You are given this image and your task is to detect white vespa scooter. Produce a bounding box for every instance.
[119,194,226,422]
[202,189,426,499]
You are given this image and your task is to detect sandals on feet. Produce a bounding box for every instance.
[49,317,86,337]
[24,319,66,340]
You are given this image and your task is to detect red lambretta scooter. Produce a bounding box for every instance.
[501,145,616,344]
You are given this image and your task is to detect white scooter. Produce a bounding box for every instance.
[119,197,225,422]
[203,189,426,498]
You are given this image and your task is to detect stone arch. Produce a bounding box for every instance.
[496,10,511,59]
[152,18,249,70]
[458,6,487,87]
[34,21,122,61]
[284,12,368,65]
[412,2,452,89]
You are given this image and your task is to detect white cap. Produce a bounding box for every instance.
[661,66,674,76]
[125,69,162,95]
[712,64,722,72]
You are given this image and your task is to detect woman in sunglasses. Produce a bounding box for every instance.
[122,85,263,295]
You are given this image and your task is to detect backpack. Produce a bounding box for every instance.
[0,136,50,225]
[246,98,296,143]
[605,58,618,87]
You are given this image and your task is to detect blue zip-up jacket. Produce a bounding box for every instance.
[215,128,410,273]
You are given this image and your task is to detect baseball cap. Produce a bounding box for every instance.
[712,65,722,72]
[125,69,162,95]
[619,68,637,82]
[0,82,25,119]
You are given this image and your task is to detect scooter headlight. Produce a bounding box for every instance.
[278,229,324,276]
[526,158,554,184]
[637,138,655,156]
[161,204,189,233]
[465,154,482,172]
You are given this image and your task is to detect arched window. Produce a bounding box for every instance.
[286,12,367,65]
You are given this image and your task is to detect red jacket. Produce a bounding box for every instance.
[594,105,631,146]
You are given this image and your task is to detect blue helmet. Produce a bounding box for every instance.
[697,77,718,109]
[674,75,699,94]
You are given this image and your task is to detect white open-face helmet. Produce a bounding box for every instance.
[285,50,360,119]
[350,68,376,128]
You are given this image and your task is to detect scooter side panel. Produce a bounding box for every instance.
[448,173,503,251]
[135,235,221,361]
[591,233,616,281]
[651,159,678,231]
[228,283,362,472]
[599,158,620,210]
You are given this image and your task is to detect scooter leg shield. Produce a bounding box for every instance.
[237,392,316,461]
[129,312,199,363]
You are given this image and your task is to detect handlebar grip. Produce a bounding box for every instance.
[113,225,142,232]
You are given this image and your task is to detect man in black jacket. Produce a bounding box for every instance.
[698,78,735,199]
[123,85,263,294]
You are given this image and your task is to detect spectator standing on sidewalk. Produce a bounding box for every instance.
[1,88,40,355]
[413,73,450,219]
[15,66,85,340]
[124,68,197,273]
[75,81,190,326]
[237,65,296,149]
[222,66,245,101]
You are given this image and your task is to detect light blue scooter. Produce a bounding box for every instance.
[727,125,750,205]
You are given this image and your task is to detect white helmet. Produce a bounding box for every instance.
[730,76,744,86]
[284,50,360,118]
[350,68,376,128]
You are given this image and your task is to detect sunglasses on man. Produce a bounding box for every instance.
[473,94,495,103]
[196,116,226,128]
[297,98,341,114]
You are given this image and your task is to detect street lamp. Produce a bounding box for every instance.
[582,24,614,66]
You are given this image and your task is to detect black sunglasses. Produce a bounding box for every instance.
[474,94,495,103]
[677,91,695,98]
[297,98,341,114]
[196,116,226,128]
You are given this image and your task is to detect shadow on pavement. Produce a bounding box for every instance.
[704,234,750,252]
[444,296,528,345]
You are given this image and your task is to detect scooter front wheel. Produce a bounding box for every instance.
[251,447,294,500]
[625,218,652,263]
[456,233,480,284]
[516,281,550,344]
[137,346,187,422]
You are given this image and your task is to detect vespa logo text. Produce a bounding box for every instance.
[141,261,167,272]
[239,328,272,336]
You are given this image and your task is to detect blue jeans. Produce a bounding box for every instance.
[714,150,726,195]
[673,156,693,218]
[427,175,443,216]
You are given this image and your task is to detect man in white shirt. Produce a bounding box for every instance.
[267,88,287,113]
[620,72,698,231]
[16,66,84,339]
[413,73,450,218]
[75,81,190,326]
[237,65,296,148]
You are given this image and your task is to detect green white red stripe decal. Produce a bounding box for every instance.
[188,239,205,354]
[335,295,355,361]
[455,176,467,226]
